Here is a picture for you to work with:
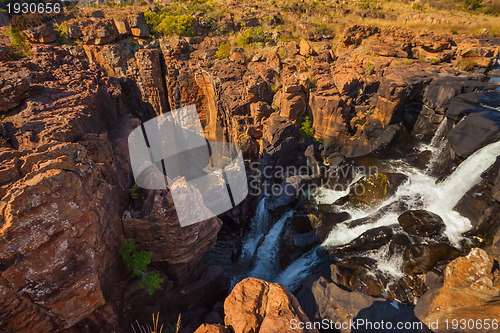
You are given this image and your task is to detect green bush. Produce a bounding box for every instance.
[215,42,231,59]
[412,3,423,11]
[300,116,314,140]
[236,27,271,47]
[144,10,194,37]
[159,15,194,36]
[365,61,375,75]
[7,27,29,57]
[129,184,139,199]
[119,239,164,295]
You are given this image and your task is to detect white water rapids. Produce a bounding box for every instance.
[235,125,500,292]
[276,138,500,291]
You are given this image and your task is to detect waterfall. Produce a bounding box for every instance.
[241,196,270,260]
[278,139,500,291]
[421,117,448,172]
[275,248,319,292]
[430,117,448,148]
[311,172,364,205]
[248,210,294,280]
[436,139,500,210]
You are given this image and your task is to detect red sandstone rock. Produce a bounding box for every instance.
[415,248,500,332]
[224,277,318,333]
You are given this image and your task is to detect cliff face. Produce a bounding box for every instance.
[0,45,130,331]
[1,5,500,332]
[0,44,223,332]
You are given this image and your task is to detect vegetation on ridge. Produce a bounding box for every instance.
[119,239,164,295]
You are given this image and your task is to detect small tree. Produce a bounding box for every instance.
[119,239,164,295]
[300,116,314,140]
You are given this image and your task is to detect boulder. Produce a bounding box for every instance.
[195,324,227,333]
[230,47,246,64]
[446,99,500,158]
[0,67,32,113]
[224,277,317,333]
[129,13,150,37]
[334,226,393,253]
[25,26,57,43]
[266,51,281,72]
[404,243,462,275]
[261,113,299,168]
[304,276,430,333]
[299,39,312,57]
[340,24,380,47]
[114,19,131,36]
[67,22,83,39]
[349,172,388,207]
[309,90,349,148]
[250,101,273,124]
[332,68,361,95]
[82,20,118,45]
[415,248,500,331]
[0,11,9,27]
[398,210,445,237]
[123,189,222,283]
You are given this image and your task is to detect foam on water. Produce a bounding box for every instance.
[279,140,500,290]
[274,248,319,292]
[248,210,294,281]
[241,196,270,259]
[311,172,363,205]
[365,243,405,279]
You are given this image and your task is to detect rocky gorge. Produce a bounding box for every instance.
[1,1,500,332]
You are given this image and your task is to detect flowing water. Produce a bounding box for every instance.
[233,68,500,292]
[279,139,500,292]
[235,138,500,292]
[241,196,270,261]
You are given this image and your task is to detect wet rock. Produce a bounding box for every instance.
[415,248,500,331]
[404,243,462,275]
[458,156,500,257]
[334,226,394,253]
[314,211,351,242]
[267,175,313,212]
[224,277,317,333]
[398,210,445,237]
[349,172,388,207]
[303,276,430,333]
[281,212,319,267]
[446,99,500,158]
